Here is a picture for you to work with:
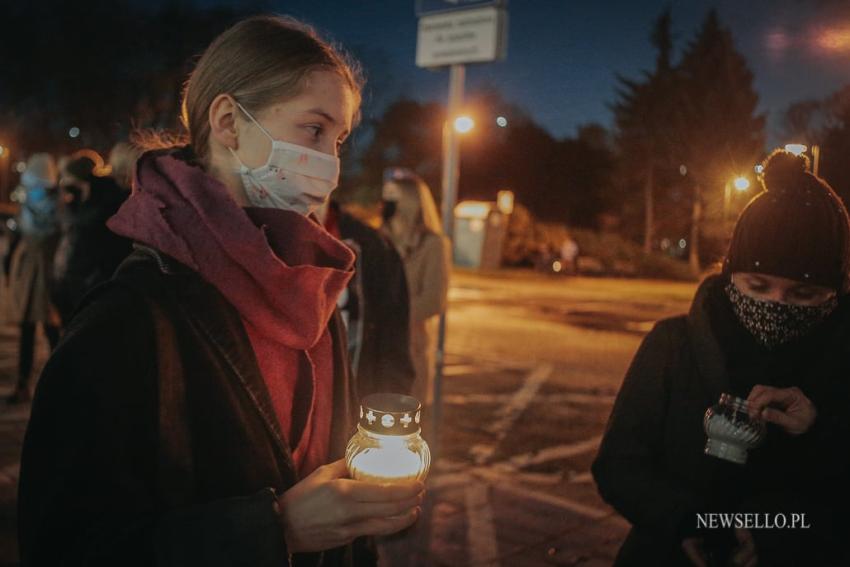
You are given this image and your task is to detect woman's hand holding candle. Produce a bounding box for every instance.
[747,385,817,436]
[277,459,425,553]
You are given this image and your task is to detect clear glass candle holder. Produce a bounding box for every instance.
[704,393,767,465]
[346,393,431,483]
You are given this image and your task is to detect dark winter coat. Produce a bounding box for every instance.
[592,275,850,566]
[52,176,132,323]
[337,210,415,398]
[18,246,372,567]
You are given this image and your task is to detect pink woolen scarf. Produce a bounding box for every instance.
[108,149,354,476]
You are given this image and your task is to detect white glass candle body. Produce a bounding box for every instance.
[703,393,766,465]
[345,425,431,483]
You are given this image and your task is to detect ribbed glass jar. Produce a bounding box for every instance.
[704,393,767,465]
[345,393,431,483]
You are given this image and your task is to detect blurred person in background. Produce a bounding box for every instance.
[7,154,62,404]
[51,155,131,325]
[322,191,415,399]
[381,171,450,411]
[592,150,850,566]
[560,235,579,275]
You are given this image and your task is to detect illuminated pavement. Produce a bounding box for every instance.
[0,269,697,566]
[393,269,697,566]
[0,323,47,566]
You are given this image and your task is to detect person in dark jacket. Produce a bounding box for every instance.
[592,149,850,567]
[19,15,423,567]
[323,198,416,399]
[51,156,132,325]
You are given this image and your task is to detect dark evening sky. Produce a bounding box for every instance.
[193,1,850,146]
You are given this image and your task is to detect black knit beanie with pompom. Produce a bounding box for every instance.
[724,149,850,291]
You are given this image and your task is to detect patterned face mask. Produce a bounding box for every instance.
[725,282,838,349]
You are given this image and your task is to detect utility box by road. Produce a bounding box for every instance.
[453,200,508,269]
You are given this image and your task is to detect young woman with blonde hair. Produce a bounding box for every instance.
[19,15,423,566]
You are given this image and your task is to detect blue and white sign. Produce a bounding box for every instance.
[416,5,508,68]
[416,0,505,16]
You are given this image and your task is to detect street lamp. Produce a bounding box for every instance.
[453,115,474,134]
[733,176,750,191]
[725,175,751,220]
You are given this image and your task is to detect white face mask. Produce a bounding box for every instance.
[229,102,340,215]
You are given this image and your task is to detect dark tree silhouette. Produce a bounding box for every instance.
[611,6,679,254]
[0,1,253,156]
[674,9,765,273]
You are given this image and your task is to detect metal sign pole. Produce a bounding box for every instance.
[432,63,465,454]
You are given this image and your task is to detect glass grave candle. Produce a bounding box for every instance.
[346,393,431,483]
[704,393,767,465]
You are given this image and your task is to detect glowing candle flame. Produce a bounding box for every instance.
[347,433,427,483]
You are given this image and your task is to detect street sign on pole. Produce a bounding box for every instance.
[415,0,508,457]
[416,0,504,16]
[416,5,508,68]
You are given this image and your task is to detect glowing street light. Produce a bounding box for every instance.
[0,146,5,157]
[496,116,508,127]
[453,115,474,134]
[725,175,752,220]
[69,127,81,139]
[784,143,807,156]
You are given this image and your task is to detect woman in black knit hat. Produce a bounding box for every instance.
[592,149,850,567]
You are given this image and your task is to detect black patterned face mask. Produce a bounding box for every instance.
[725,282,838,349]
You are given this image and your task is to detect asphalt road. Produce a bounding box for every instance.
[415,269,697,566]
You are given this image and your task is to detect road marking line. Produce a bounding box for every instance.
[430,434,604,496]
[468,362,553,465]
[428,471,470,490]
[444,349,534,371]
[502,435,603,470]
[442,364,489,377]
[569,471,595,484]
[487,362,553,434]
[444,392,616,406]
[466,483,500,566]
[429,468,626,526]
[491,480,617,522]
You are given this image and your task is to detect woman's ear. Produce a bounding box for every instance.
[208,94,240,151]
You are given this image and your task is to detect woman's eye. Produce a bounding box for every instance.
[748,284,768,292]
[307,125,322,139]
[792,291,815,300]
